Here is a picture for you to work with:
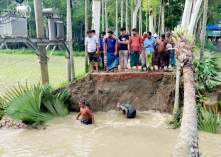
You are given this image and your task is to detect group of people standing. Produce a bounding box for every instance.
[84,28,176,73]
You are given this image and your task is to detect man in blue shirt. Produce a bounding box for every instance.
[116,103,136,118]
[143,32,156,71]
[118,27,129,71]
[104,30,118,72]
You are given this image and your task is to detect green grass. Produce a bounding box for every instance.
[0,49,85,57]
[0,53,85,96]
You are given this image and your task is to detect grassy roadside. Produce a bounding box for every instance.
[0,49,85,57]
[0,53,85,96]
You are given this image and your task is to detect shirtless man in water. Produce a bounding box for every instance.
[76,100,95,125]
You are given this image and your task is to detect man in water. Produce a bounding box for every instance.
[76,100,95,125]
[116,103,136,118]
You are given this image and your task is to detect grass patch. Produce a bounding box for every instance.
[0,53,86,95]
[0,49,85,57]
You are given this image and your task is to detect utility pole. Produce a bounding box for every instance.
[85,0,89,73]
[67,0,75,81]
[33,0,49,85]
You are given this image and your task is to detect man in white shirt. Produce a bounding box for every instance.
[85,30,99,72]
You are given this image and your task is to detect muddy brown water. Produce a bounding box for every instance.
[0,111,220,157]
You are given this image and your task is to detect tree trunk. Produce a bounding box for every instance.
[188,0,203,35]
[158,0,162,36]
[102,0,104,31]
[153,9,156,33]
[132,0,141,28]
[146,10,148,32]
[172,63,198,156]
[126,0,129,33]
[121,0,124,27]
[139,6,141,35]
[181,0,193,29]
[92,0,101,36]
[149,10,154,34]
[193,10,203,40]
[200,0,208,60]
[131,0,134,29]
[85,0,89,73]
[105,0,108,33]
[116,0,118,37]
[161,1,165,34]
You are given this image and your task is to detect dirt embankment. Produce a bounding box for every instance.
[57,72,181,113]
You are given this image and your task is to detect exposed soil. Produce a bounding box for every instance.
[55,72,183,113]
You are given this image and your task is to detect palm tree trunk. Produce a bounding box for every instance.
[172,61,198,156]
[188,0,203,35]
[146,10,148,32]
[102,0,104,31]
[121,0,124,27]
[126,0,129,32]
[131,0,133,29]
[149,10,154,34]
[85,0,89,73]
[181,0,193,29]
[105,0,108,33]
[132,0,141,28]
[116,0,118,37]
[153,9,156,33]
[92,0,101,36]
[158,0,161,36]
[139,6,141,35]
[200,0,208,60]
[161,0,165,34]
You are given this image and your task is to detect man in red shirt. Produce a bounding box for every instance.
[129,28,142,71]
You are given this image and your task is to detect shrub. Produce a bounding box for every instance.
[197,108,220,134]
[195,39,217,52]
[193,52,221,92]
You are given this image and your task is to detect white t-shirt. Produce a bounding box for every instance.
[85,35,99,52]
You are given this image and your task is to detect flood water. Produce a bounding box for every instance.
[0,111,221,157]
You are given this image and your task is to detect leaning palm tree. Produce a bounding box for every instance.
[172,26,199,156]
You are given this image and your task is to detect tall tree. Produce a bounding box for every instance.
[105,0,108,32]
[200,0,208,60]
[116,0,118,37]
[125,0,129,32]
[160,0,165,34]
[172,0,203,155]
[121,0,124,27]
[132,0,141,28]
[102,0,104,31]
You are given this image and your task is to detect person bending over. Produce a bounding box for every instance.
[76,100,95,125]
[116,103,136,118]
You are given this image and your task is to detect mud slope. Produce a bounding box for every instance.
[60,72,178,113]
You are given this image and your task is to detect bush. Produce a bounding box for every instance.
[197,108,220,133]
[193,52,221,92]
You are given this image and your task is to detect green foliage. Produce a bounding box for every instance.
[193,52,221,92]
[0,97,6,120]
[4,83,53,124]
[218,101,221,110]
[198,108,220,133]
[4,83,71,124]
[167,107,183,129]
[195,39,217,52]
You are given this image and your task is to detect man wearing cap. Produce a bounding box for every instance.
[116,103,136,118]
[76,100,95,125]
